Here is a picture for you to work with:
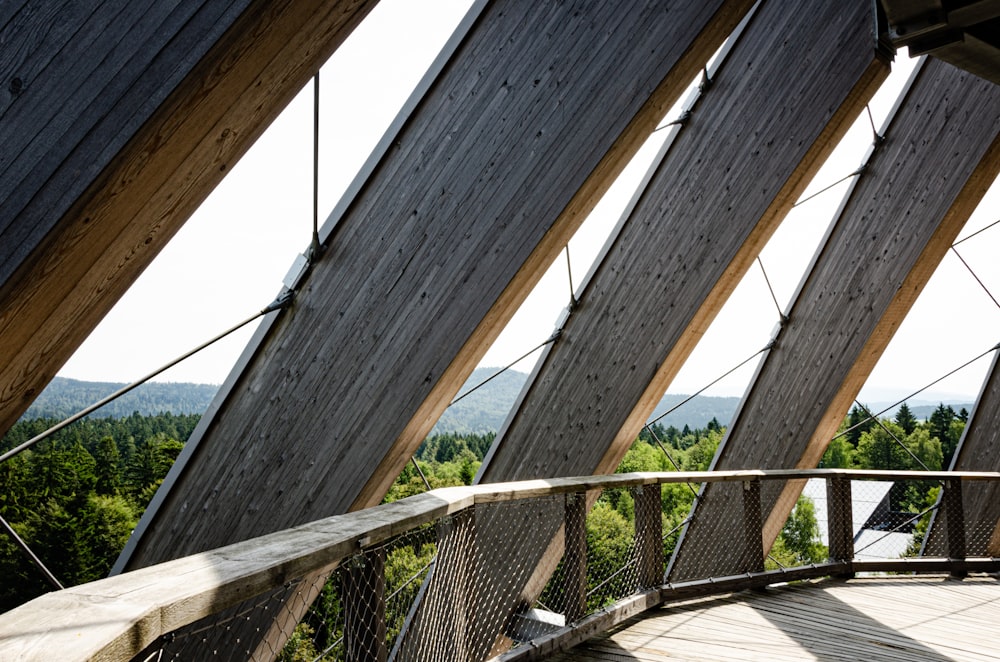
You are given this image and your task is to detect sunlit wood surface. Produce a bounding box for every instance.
[551,575,1000,661]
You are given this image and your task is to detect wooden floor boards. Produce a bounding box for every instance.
[549,575,1000,661]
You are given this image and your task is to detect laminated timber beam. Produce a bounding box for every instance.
[397,1,888,655]
[0,0,379,436]
[120,0,755,570]
[924,350,1000,557]
[476,0,888,487]
[668,58,1000,581]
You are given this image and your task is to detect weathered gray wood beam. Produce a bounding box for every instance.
[924,350,1000,557]
[477,0,887,487]
[0,0,379,435]
[121,0,754,571]
[667,57,1000,581]
[393,1,888,655]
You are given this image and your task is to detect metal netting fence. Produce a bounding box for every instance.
[2,470,996,662]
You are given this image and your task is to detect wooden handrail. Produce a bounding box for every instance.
[1,470,997,661]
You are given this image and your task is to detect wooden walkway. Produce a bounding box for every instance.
[550,575,1000,661]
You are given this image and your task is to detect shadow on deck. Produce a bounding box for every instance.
[551,575,1000,662]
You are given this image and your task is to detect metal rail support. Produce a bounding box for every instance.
[826,476,855,577]
[343,548,388,662]
[944,479,967,578]
[563,492,588,623]
[633,484,664,588]
[742,479,765,574]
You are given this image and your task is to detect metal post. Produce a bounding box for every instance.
[742,479,765,574]
[563,492,588,622]
[826,476,854,577]
[944,479,967,578]
[634,484,664,588]
[343,548,388,662]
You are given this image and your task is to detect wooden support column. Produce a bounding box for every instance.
[826,476,855,577]
[634,484,664,588]
[924,351,1000,557]
[343,549,388,662]
[0,0,379,436]
[562,492,588,624]
[742,479,765,574]
[122,0,753,569]
[667,58,1000,581]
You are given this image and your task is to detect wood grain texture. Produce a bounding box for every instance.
[0,0,378,434]
[477,0,886,486]
[668,58,1000,581]
[410,2,888,651]
[925,352,1000,556]
[123,0,753,570]
[549,576,1000,662]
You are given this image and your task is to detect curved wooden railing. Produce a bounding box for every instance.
[0,469,997,661]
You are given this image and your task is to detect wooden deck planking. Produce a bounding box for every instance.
[551,576,1000,662]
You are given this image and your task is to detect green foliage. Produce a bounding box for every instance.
[22,378,217,420]
[0,413,197,612]
[845,404,874,446]
[768,496,827,568]
[585,501,633,609]
[928,404,962,467]
[278,623,319,662]
[894,402,917,435]
[821,437,856,468]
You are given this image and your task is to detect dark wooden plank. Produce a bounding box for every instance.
[668,58,1000,581]
[0,0,193,236]
[0,0,95,122]
[121,0,753,570]
[476,0,886,484]
[0,0,379,434]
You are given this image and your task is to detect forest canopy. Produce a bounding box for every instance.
[0,400,966,615]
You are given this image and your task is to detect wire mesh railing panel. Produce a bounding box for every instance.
[125,474,1000,662]
[6,471,999,662]
[136,579,313,661]
[281,523,440,662]
[583,487,639,611]
[467,496,565,660]
[668,481,753,580]
[391,509,477,662]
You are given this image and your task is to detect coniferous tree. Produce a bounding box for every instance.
[93,436,122,496]
[845,404,874,446]
[894,402,917,435]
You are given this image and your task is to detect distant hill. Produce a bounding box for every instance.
[26,371,739,432]
[432,368,740,434]
[21,377,218,420]
[40,372,973,434]
[867,401,974,422]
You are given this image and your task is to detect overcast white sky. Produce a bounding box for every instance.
[58,1,999,404]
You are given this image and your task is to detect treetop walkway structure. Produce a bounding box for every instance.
[1,0,999,660]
